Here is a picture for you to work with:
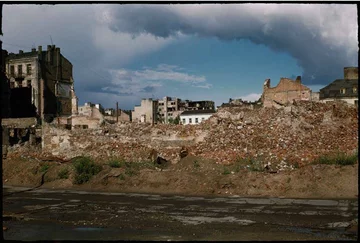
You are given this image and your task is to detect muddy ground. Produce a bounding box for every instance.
[3,187,358,241]
[2,154,358,199]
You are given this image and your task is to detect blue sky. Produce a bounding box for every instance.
[2,4,358,110]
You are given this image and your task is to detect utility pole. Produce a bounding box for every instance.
[116,102,118,123]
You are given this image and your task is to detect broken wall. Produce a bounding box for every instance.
[262,78,312,108]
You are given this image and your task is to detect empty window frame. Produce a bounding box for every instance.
[10,65,15,75]
[189,118,192,124]
[182,118,185,124]
[26,64,32,75]
[195,118,198,123]
[340,88,346,94]
[18,65,23,76]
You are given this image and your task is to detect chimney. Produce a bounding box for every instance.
[295,76,301,84]
[19,50,23,54]
[52,45,55,49]
[47,45,52,51]
[38,46,42,53]
[31,48,36,53]
[344,67,358,80]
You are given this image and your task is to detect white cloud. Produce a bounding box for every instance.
[238,93,262,102]
[105,64,209,95]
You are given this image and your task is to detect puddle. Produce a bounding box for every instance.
[172,216,256,225]
[327,222,351,228]
[75,227,103,231]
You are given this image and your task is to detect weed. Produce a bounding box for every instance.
[108,159,123,168]
[58,168,69,179]
[125,168,137,177]
[194,160,200,168]
[72,156,102,184]
[39,164,50,173]
[313,152,358,166]
[118,173,125,180]
[222,167,231,175]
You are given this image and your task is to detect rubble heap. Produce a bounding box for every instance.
[7,101,358,170]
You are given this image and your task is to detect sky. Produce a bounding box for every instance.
[1,4,358,110]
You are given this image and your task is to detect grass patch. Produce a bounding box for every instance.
[58,168,69,179]
[108,159,124,168]
[125,168,137,177]
[233,157,264,172]
[72,156,102,185]
[118,173,125,180]
[222,167,231,175]
[193,160,200,169]
[313,151,358,166]
[39,164,50,173]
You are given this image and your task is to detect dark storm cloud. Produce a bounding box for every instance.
[105,4,358,85]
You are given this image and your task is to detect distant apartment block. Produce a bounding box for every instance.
[183,100,215,111]
[157,96,183,124]
[157,97,215,124]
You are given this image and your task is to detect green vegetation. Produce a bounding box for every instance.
[108,159,124,168]
[72,156,102,184]
[222,167,231,175]
[312,151,358,166]
[168,115,180,125]
[39,164,50,173]
[58,168,69,179]
[233,157,264,172]
[118,173,125,180]
[194,160,200,169]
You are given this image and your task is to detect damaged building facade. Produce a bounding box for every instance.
[4,45,77,120]
[2,45,78,157]
[132,98,158,124]
[132,97,216,124]
[319,67,358,106]
[261,76,319,108]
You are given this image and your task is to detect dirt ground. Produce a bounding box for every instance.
[2,154,358,199]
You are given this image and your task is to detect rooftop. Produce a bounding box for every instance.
[180,109,216,115]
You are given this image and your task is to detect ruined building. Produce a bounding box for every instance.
[157,96,182,124]
[261,76,318,108]
[319,67,358,106]
[132,98,158,124]
[5,45,77,120]
[157,97,215,124]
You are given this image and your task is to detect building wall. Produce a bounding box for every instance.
[132,99,157,124]
[78,104,104,123]
[5,45,74,118]
[158,97,182,123]
[71,116,101,129]
[180,113,213,125]
[105,110,130,122]
[262,77,312,108]
[320,97,358,106]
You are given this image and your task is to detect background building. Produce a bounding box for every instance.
[183,100,215,111]
[157,96,182,124]
[132,98,158,124]
[180,109,216,125]
[319,67,358,106]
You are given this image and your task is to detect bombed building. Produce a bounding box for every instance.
[5,45,77,121]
